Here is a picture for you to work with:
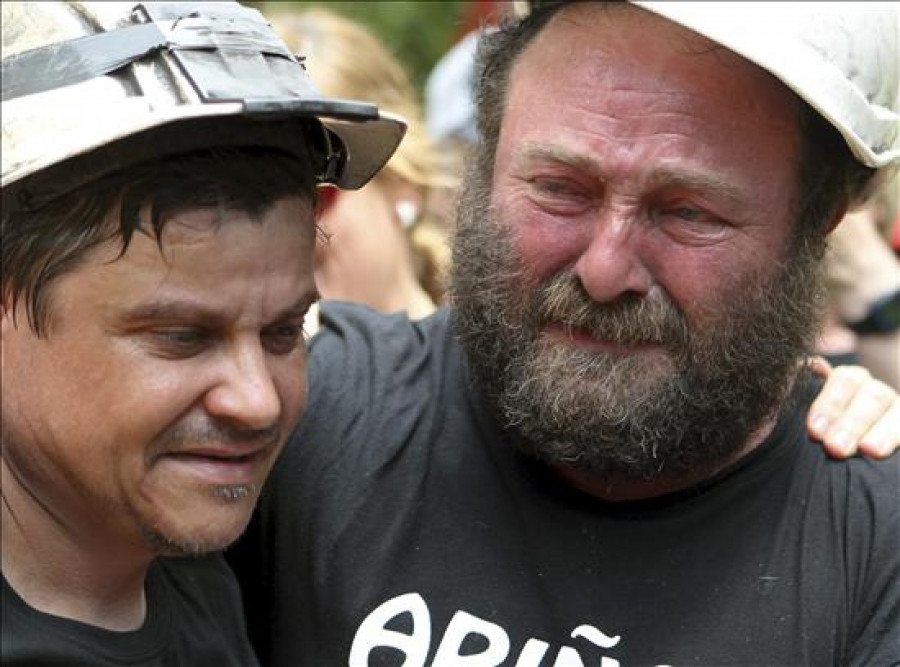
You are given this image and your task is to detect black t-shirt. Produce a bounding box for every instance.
[2,554,259,666]
[231,302,900,666]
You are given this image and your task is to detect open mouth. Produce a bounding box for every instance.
[166,451,260,464]
[544,323,662,352]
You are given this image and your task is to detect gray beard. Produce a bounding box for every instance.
[450,163,826,485]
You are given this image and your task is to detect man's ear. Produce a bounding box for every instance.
[315,184,339,220]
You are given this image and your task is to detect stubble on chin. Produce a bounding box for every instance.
[137,483,260,558]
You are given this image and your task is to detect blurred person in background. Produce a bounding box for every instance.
[425,2,518,231]
[270,8,456,331]
[426,0,516,150]
[818,177,900,389]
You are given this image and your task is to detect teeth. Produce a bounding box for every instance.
[218,486,256,500]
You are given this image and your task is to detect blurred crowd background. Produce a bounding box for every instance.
[253,1,508,91]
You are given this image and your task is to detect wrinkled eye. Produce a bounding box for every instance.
[151,328,209,358]
[534,179,574,194]
[262,323,304,355]
[531,176,587,198]
[655,202,733,246]
[527,176,592,215]
[672,207,702,221]
[660,205,724,227]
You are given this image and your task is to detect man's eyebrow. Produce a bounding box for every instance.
[120,289,320,326]
[512,142,599,175]
[274,290,321,321]
[512,143,750,209]
[648,167,748,208]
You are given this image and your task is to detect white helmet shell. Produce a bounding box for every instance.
[634,1,900,169]
[1,1,406,212]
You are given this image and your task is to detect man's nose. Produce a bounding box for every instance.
[204,342,281,430]
[574,206,653,303]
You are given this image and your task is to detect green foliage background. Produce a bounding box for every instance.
[254,1,468,94]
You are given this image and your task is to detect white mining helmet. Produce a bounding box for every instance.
[517,1,899,171]
[634,2,899,170]
[1,1,407,214]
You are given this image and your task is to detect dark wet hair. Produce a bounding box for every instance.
[2,147,318,336]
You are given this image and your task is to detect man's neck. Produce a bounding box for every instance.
[1,458,152,631]
[553,413,779,502]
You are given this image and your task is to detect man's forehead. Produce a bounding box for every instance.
[148,207,244,248]
[69,204,318,327]
[520,3,741,80]
[506,1,801,142]
[104,196,312,253]
[92,198,314,273]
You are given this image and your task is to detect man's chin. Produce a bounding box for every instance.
[532,335,678,405]
[145,527,246,558]
[139,499,257,558]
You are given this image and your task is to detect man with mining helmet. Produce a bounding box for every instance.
[231,2,900,665]
[0,1,403,664]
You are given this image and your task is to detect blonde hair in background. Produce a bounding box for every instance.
[268,7,455,304]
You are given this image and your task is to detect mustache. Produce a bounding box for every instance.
[148,420,282,459]
[534,272,690,347]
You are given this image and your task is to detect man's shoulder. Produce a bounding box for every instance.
[829,447,900,479]
[787,392,900,500]
[822,449,900,516]
[717,387,899,537]
[773,380,899,492]
[776,400,900,555]
[151,554,259,664]
[313,301,451,346]
[1,554,255,665]
[284,302,470,480]
[803,449,900,662]
[305,301,458,406]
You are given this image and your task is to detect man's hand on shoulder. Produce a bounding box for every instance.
[808,358,899,459]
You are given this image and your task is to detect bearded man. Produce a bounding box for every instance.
[230,2,900,665]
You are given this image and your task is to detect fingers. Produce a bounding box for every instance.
[808,365,899,458]
[857,397,900,459]
[808,365,870,449]
[807,355,832,379]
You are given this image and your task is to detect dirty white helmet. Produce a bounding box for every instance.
[521,1,899,170]
[1,1,407,214]
[633,2,899,170]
